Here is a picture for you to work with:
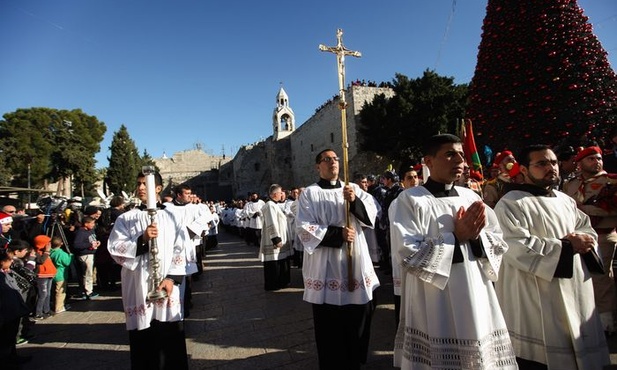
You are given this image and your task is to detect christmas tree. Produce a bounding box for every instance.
[467,0,617,161]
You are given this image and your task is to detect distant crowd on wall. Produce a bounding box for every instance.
[314,79,395,114]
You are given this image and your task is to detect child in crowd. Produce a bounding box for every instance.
[0,247,31,369]
[49,236,72,314]
[72,216,100,299]
[33,235,56,320]
[7,240,37,345]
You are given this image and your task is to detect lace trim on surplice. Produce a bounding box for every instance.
[401,235,445,284]
[395,326,517,369]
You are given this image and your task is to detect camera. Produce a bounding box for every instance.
[36,196,67,214]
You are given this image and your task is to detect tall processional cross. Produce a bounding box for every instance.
[319,29,361,291]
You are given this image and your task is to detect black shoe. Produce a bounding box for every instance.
[17,355,33,364]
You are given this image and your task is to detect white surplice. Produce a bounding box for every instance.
[494,189,610,369]
[164,201,212,275]
[296,182,380,305]
[108,207,186,331]
[389,185,517,370]
[244,199,265,229]
[259,200,293,262]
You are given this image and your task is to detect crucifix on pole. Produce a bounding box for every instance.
[319,28,361,291]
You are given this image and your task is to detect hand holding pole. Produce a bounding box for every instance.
[143,165,167,302]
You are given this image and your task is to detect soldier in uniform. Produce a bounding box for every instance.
[483,150,517,208]
[564,145,617,335]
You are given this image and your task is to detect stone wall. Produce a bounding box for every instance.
[290,85,395,187]
[155,149,231,199]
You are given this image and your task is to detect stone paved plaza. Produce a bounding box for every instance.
[17,229,396,370]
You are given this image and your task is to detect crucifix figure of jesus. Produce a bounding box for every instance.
[319,28,361,291]
[319,29,362,111]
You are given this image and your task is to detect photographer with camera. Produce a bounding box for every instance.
[24,209,47,245]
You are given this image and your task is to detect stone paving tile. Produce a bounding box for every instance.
[15,228,617,369]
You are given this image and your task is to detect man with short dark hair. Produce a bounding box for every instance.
[242,192,265,246]
[555,145,578,190]
[164,184,212,316]
[108,171,189,370]
[354,174,381,265]
[296,148,379,368]
[495,144,609,369]
[389,134,516,369]
[399,165,420,189]
[73,216,100,300]
[379,170,402,275]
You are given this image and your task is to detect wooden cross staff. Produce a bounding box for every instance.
[319,28,361,292]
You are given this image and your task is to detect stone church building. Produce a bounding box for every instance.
[156,84,394,201]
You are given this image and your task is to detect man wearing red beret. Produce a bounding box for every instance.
[564,145,617,336]
[483,150,517,208]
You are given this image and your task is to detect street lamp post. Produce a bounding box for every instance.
[27,164,31,201]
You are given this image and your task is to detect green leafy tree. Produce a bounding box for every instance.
[467,0,617,158]
[0,108,105,193]
[139,149,159,173]
[359,70,468,162]
[106,125,140,195]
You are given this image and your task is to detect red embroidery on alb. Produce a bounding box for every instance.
[327,280,340,291]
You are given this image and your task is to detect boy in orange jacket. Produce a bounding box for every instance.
[32,235,56,320]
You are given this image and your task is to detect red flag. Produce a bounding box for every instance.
[461,119,483,174]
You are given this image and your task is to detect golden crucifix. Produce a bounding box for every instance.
[319,28,361,292]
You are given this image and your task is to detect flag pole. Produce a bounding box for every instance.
[319,29,361,292]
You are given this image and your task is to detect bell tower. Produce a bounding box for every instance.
[273,86,295,141]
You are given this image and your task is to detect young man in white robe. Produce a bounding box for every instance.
[296,148,380,369]
[494,144,610,370]
[164,184,212,317]
[389,134,517,369]
[243,192,265,246]
[108,171,189,370]
[259,184,293,291]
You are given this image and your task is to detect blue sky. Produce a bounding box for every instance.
[1,0,615,168]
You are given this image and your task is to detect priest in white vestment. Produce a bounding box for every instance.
[108,170,189,370]
[297,148,379,369]
[494,144,609,370]
[259,184,293,290]
[389,134,517,369]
